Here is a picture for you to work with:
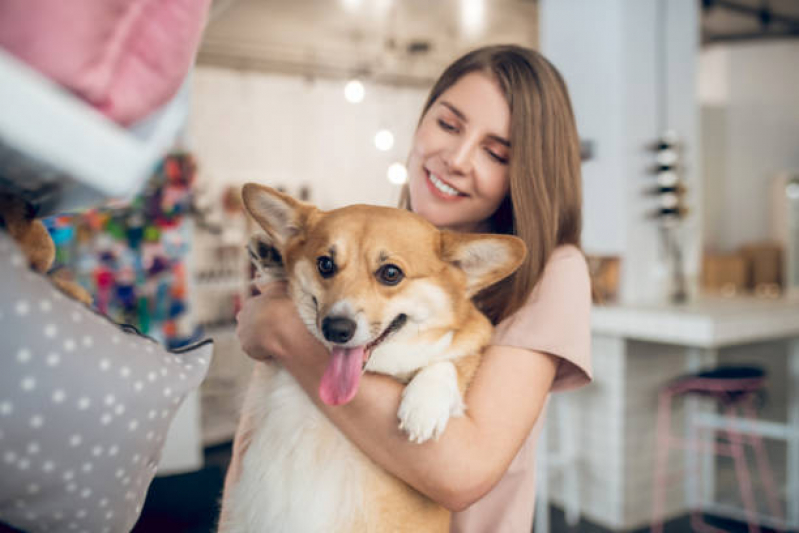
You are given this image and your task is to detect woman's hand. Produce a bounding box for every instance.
[235,281,294,362]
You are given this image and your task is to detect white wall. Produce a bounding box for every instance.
[699,42,799,251]
[187,67,429,210]
[540,0,626,256]
[541,0,701,304]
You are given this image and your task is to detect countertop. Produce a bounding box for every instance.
[591,295,799,348]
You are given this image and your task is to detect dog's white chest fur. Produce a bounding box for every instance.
[227,367,369,533]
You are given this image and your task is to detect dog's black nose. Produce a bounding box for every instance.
[322,316,356,344]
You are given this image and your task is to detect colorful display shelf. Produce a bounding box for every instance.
[46,152,201,349]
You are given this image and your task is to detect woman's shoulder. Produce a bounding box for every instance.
[493,243,593,390]
[502,243,590,321]
[538,244,590,290]
[496,244,590,331]
[547,243,586,265]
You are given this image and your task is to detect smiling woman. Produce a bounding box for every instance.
[401,45,584,325]
[231,44,591,533]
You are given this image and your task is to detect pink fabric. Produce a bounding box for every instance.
[451,245,593,533]
[0,0,211,125]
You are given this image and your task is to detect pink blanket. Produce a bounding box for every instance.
[0,0,211,125]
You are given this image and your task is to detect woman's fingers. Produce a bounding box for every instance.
[235,281,291,362]
[257,280,289,299]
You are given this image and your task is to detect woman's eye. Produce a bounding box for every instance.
[376,264,404,286]
[317,256,336,278]
[437,119,457,132]
[487,149,509,165]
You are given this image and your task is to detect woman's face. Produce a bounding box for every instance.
[407,72,511,233]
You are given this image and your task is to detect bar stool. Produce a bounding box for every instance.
[650,366,784,533]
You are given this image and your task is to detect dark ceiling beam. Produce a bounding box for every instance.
[703,27,799,43]
[702,0,799,28]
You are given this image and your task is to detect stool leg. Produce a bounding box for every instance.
[559,395,581,527]
[724,404,761,533]
[535,407,550,533]
[652,391,672,533]
[689,423,727,533]
[742,399,785,531]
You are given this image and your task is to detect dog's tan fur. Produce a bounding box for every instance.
[221,184,525,532]
[0,193,92,305]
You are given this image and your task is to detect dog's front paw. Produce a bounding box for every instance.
[397,362,464,444]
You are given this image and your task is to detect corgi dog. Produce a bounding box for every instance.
[221,184,526,533]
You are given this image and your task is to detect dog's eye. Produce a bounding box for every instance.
[376,264,404,286]
[317,256,336,278]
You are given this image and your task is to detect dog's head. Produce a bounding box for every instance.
[242,183,526,405]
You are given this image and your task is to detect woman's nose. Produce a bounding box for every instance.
[445,137,477,174]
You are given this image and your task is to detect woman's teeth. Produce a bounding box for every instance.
[429,173,459,197]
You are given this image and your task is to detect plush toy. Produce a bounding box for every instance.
[0,192,92,305]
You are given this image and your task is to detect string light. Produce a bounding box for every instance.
[344,80,365,103]
[460,0,485,38]
[387,163,407,185]
[374,129,394,151]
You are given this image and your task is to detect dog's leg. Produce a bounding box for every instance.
[247,233,286,285]
[397,361,465,444]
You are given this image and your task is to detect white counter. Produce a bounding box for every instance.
[545,296,799,531]
[592,295,799,348]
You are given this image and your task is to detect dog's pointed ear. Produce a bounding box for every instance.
[241,184,316,248]
[440,232,527,297]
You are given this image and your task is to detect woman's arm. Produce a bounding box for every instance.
[235,283,558,511]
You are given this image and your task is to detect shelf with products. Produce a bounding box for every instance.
[187,185,255,445]
[188,185,253,331]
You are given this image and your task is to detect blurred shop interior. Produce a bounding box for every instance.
[1,0,799,532]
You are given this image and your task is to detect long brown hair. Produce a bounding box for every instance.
[400,45,583,324]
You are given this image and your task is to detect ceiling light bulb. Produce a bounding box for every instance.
[387,163,408,185]
[375,129,394,151]
[344,80,365,103]
[461,0,485,38]
[341,0,362,12]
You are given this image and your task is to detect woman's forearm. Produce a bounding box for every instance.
[275,343,491,509]
[265,319,549,510]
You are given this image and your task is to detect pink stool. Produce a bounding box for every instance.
[651,366,784,533]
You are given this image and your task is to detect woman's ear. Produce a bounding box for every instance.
[440,231,527,297]
[241,184,317,249]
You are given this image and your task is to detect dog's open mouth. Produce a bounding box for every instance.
[365,313,407,367]
[318,314,407,406]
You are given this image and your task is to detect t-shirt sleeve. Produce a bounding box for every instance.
[491,245,592,392]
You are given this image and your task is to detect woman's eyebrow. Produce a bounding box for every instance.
[440,101,467,122]
[488,134,511,148]
[439,100,510,147]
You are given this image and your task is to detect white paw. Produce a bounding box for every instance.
[397,362,464,444]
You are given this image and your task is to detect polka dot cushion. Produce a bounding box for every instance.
[0,233,213,533]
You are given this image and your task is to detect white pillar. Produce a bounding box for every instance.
[540,0,702,305]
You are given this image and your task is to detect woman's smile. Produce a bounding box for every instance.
[425,170,467,200]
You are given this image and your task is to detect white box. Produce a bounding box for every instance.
[0,49,187,216]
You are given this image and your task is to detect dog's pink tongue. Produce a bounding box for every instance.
[319,346,365,406]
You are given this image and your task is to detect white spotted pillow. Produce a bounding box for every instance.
[0,233,213,533]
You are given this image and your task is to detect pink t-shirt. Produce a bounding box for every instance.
[450,245,593,533]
